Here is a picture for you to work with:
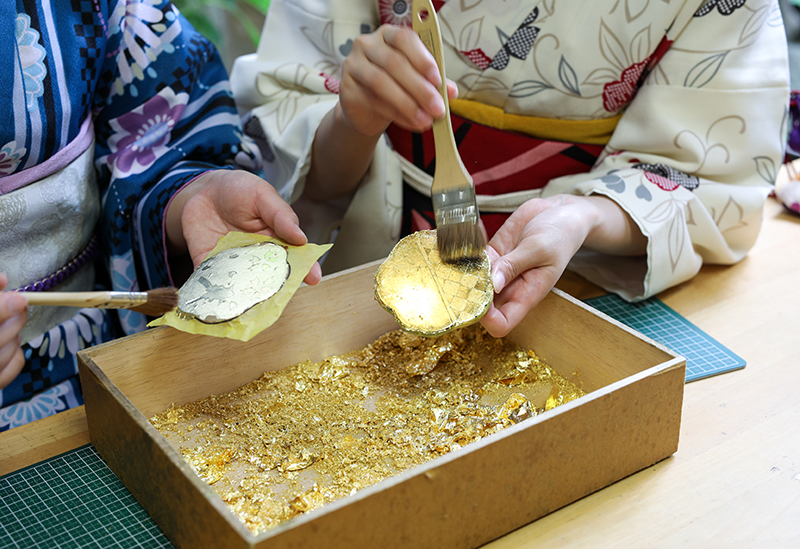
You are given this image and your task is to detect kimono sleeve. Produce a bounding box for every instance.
[229,0,378,206]
[92,0,259,333]
[544,0,790,301]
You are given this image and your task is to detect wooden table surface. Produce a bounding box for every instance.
[2,197,799,547]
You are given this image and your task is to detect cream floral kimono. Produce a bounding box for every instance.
[231,0,790,300]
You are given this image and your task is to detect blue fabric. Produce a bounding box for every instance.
[0,0,259,428]
[0,309,113,432]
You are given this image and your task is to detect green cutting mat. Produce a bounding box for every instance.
[585,294,746,382]
[0,445,171,549]
[0,295,745,548]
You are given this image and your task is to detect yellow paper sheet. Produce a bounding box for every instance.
[149,232,331,341]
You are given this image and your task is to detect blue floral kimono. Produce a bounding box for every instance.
[0,0,258,431]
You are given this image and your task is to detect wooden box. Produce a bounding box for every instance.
[78,260,685,549]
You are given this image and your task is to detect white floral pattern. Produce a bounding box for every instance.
[15,13,47,111]
[108,0,182,96]
[0,383,69,430]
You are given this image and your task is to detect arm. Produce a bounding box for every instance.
[482,0,789,336]
[230,1,455,204]
[93,0,317,328]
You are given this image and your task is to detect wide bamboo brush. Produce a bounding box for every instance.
[21,288,178,316]
[412,0,485,263]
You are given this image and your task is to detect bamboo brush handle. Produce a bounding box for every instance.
[412,0,472,192]
[22,291,147,310]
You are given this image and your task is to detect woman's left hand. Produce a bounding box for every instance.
[166,170,322,285]
[480,196,589,337]
[480,194,646,337]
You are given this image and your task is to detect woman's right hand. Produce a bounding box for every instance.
[0,274,28,389]
[338,24,457,137]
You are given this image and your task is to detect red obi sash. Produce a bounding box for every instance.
[386,114,605,238]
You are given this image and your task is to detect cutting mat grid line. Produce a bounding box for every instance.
[585,294,745,382]
[0,445,172,549]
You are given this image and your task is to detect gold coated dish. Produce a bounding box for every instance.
[374,230,492,336]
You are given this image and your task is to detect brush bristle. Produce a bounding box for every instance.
[129,287,179,316]
[437,222,486,264]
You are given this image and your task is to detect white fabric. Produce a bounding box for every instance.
[231,0,790,299]
[0,141,99,342]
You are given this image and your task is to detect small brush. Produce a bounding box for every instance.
[412,0,486,264]
[20,288,179,316]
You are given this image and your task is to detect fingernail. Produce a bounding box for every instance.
[492,271,505,293]
[432,96,445,118]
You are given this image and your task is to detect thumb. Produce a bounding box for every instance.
[489,239,547,295]
[267,208,308,247]
[254,185,308,246]
[486,245,507,293]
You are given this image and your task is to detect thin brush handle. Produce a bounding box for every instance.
[412,0,472,192]
[22,291,148,310]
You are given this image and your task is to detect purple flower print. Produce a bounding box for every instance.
[107,88,187,175]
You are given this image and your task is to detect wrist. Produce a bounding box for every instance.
[334,101,387,140]
[165,171,215,256]
[545,194,598,245]
[581,194,647,256]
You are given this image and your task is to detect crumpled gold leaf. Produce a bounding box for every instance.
[397,331,454,375]
[497,393,535,424]
[374,230,492,336]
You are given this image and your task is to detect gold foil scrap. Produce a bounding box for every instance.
[289,485,325,515]
[545,386,566,411]
[402,332,454,376]
[150,324,585,535]
[497,393,536,424]
[279,449,322,472]
[184,446,236,484]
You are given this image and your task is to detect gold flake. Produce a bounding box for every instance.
[150,324,584,535]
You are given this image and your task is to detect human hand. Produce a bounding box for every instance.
[166,170,322,285]
[480,196,590,337]
[480,195,647,337]
[0,274,28,389]
[339,24,458,137]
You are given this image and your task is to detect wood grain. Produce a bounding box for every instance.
[0,406,89,476]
